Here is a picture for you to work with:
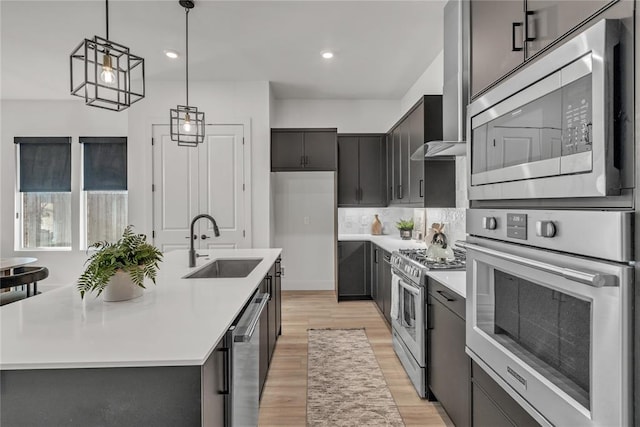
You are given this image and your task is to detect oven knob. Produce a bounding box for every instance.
[482,216,497,230]
[536,220,556,238]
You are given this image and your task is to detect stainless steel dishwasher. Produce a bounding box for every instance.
[225,290,269,427]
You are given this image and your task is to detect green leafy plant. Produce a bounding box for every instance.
[395,218,415,231]
[77,226,163,299]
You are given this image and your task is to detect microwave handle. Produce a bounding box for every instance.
[457,241,617,288]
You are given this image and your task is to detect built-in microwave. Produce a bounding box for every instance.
[467,19,623,201]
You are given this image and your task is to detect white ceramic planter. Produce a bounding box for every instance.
[103,270,144,302]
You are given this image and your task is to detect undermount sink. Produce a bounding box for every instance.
[183,258,263,279]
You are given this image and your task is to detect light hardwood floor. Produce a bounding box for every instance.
[258,291,453,427]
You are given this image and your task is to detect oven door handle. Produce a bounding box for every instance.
[393,274,421,295]
[457,241,617,288]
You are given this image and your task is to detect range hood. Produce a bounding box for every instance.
[413,0,468,158]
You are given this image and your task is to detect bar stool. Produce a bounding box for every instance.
[0,266,49,306]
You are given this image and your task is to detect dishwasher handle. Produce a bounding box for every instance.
[234,293,269,342]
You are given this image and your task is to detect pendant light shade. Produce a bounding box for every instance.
[70,0,145,111]
[170,0,205,147]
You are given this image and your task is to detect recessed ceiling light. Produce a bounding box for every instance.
[322,51,334,59]
[164,50,179,59]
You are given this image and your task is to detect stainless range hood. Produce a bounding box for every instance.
[413,0,468,158]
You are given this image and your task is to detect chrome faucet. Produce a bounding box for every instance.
[189,214,220,267]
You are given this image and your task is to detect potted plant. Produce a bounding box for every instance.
[77,225,163,301]
[396,218,415,240]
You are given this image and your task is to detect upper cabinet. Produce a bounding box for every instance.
[271,128,337,171]
[388,95,454,208]
[337,134,386,207]
[470,0,617,98]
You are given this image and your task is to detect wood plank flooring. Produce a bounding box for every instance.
[259,291,453,427]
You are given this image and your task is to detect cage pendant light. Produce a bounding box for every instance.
[170,1,205,147]
[70,0,145,111]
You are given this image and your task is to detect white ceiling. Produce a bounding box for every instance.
[1,0,445,100]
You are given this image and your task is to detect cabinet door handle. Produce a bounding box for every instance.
[300,155,305,166]
[419,179,424,198]
[305,155,310,166]
[267,275,273,301]
[389,186,393,201]
[220,347,230,395]
[512,22,524,52]
[374,249,379,264]
[436,289,456,302]
[398,185,403,199]
[525,11,536,42]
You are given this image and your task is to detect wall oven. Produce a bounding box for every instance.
[461,209,633,426]
[467,19,626,201]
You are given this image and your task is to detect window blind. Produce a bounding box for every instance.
[15,137,71,192]
[80,137,127,191]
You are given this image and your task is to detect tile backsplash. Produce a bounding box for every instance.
[338,207,416,235]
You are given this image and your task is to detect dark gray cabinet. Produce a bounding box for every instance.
[470,0,617,98]
[337,240,371,301]
[1,340,228,427]
[337,134,386,207]
[427,278,470,427]
[372,245,392,325]
[472,361,540,427]
[271,128,337,171]
[259,261,282,398]
[388,95,453,208]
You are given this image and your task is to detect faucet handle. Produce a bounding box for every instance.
[185,234,198,240]
[201,234,211,240]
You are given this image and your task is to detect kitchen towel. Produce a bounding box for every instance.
[390,274,400,321]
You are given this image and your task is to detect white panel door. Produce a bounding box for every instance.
[153,124,249,252]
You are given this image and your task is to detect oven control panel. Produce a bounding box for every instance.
[506,213,527,240]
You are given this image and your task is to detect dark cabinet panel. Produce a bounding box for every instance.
[470,0,526,98]
[471,361,540,427]
[399,121,410,202]
[304,131,337,170]
[525,0,614,58]
[275,258,282,336]
[428,279,470,427]
[386,134,393,204]
[358,135,386,206]
[337,241,370,300]
[381,250,392,324]
[392,129,402,203]
[271,129,337,171]
[259,278,269,397]
[202,339,227,426]
[424,159,456,208]
[409,102,425,204]
[271,131,305,170]
[267,268,277,364]
[337,136,360,206]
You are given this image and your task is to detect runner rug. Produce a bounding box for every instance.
[306,328,405,426]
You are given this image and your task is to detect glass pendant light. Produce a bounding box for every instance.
[70,0,145,111]
[170,0,205,147]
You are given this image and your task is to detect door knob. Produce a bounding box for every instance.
[201,234,211,240]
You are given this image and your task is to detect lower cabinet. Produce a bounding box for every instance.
[371,244,392,325]
[337,241,371,300]
[427,278,470,427]
[259,261,282,398]
[471,361,540,427]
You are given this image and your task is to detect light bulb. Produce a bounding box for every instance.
[182,113,192,132]
[100,54,115,84]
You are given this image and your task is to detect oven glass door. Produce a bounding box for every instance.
[466,239,632,426]
[393,272,424,365]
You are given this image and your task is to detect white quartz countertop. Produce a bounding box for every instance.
[338,234,466,298]
[0,248,281,370]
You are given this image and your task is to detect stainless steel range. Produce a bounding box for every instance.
[390,247,466,398]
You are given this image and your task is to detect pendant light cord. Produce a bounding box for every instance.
[185,8,190,106]
[105,0,110,40]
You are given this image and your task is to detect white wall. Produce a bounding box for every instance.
[1,80,272,285]
[400,50,444,112]
[272,99,400,133]
[0,100,128,285]
[273,172,335,291]
[126,79,272,249]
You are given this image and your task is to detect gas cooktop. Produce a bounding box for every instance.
[398,248,466,271]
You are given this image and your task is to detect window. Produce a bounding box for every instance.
[81,137,128,246]
[16,137,72,249]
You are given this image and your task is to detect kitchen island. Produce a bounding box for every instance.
[0,248,281,426]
